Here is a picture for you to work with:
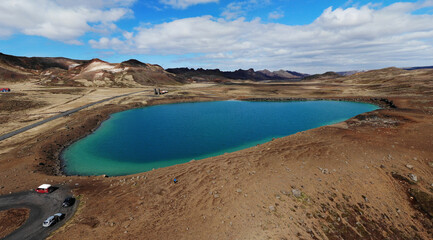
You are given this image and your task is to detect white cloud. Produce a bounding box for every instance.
[315,6,374,28]
[268,10,284,20]
[222,0,271,19]
[0,0,134,42]
[159,0,218,9]
[421,0,433,6]
[54,0,136,8]
[91,1,433,73]
[221,2,246,19]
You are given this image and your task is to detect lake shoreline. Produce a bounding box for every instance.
[61,99,380,176]
[50,96,390,177]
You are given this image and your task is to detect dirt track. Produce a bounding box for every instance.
[0,69,432,239]
[0,89,149,142]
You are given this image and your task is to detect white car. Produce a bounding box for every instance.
[42,213,64,227]
[42,215,57,227]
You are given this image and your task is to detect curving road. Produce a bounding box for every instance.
[0,90,150,142]
[0,186,78,240]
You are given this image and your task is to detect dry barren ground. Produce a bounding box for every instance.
[0,68,432,239]
[0,208,30,239]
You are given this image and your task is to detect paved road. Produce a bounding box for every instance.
[0,90,150,142]
[0,187,78,240]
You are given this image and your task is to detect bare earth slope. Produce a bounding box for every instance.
[0,66,432,239]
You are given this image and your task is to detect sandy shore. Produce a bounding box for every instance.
[0,74,432,239]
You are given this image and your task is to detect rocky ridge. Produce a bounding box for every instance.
[166,67,309,82]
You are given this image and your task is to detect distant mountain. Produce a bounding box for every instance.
[165,67,308,82]
[303,71,342,80]
[403,66,433,71]
[0,53,182,87]
[286,70,308,78]
[0,52,87,71]
[257,69,307,80]
[121,59,149,68]
[336,70,364,76]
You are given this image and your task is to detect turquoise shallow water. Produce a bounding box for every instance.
[62,100,379,176]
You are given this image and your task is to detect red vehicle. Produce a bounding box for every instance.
[0,88,11,92]
[36,184,53,193]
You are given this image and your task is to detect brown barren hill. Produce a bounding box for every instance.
[0,53,183,87]
[0,54,432,240]
[0,67,31,82]
[39,58,182,87]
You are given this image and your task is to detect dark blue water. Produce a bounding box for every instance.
[62,100,379,176]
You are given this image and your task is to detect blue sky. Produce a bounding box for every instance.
[1,0,433,73]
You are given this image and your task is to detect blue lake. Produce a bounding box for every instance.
[62,100,379,176]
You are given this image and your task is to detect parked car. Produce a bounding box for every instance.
[42,213,64,227]
[42,215,58,227]
[62,197,75,207]
[54,213,65,220]
[35,184,53,193]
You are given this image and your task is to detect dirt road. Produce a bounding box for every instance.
[0,90,149,142]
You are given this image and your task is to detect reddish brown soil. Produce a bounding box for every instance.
[0,68,432,240]
[0,208,30,239]
[47,102,433,240]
